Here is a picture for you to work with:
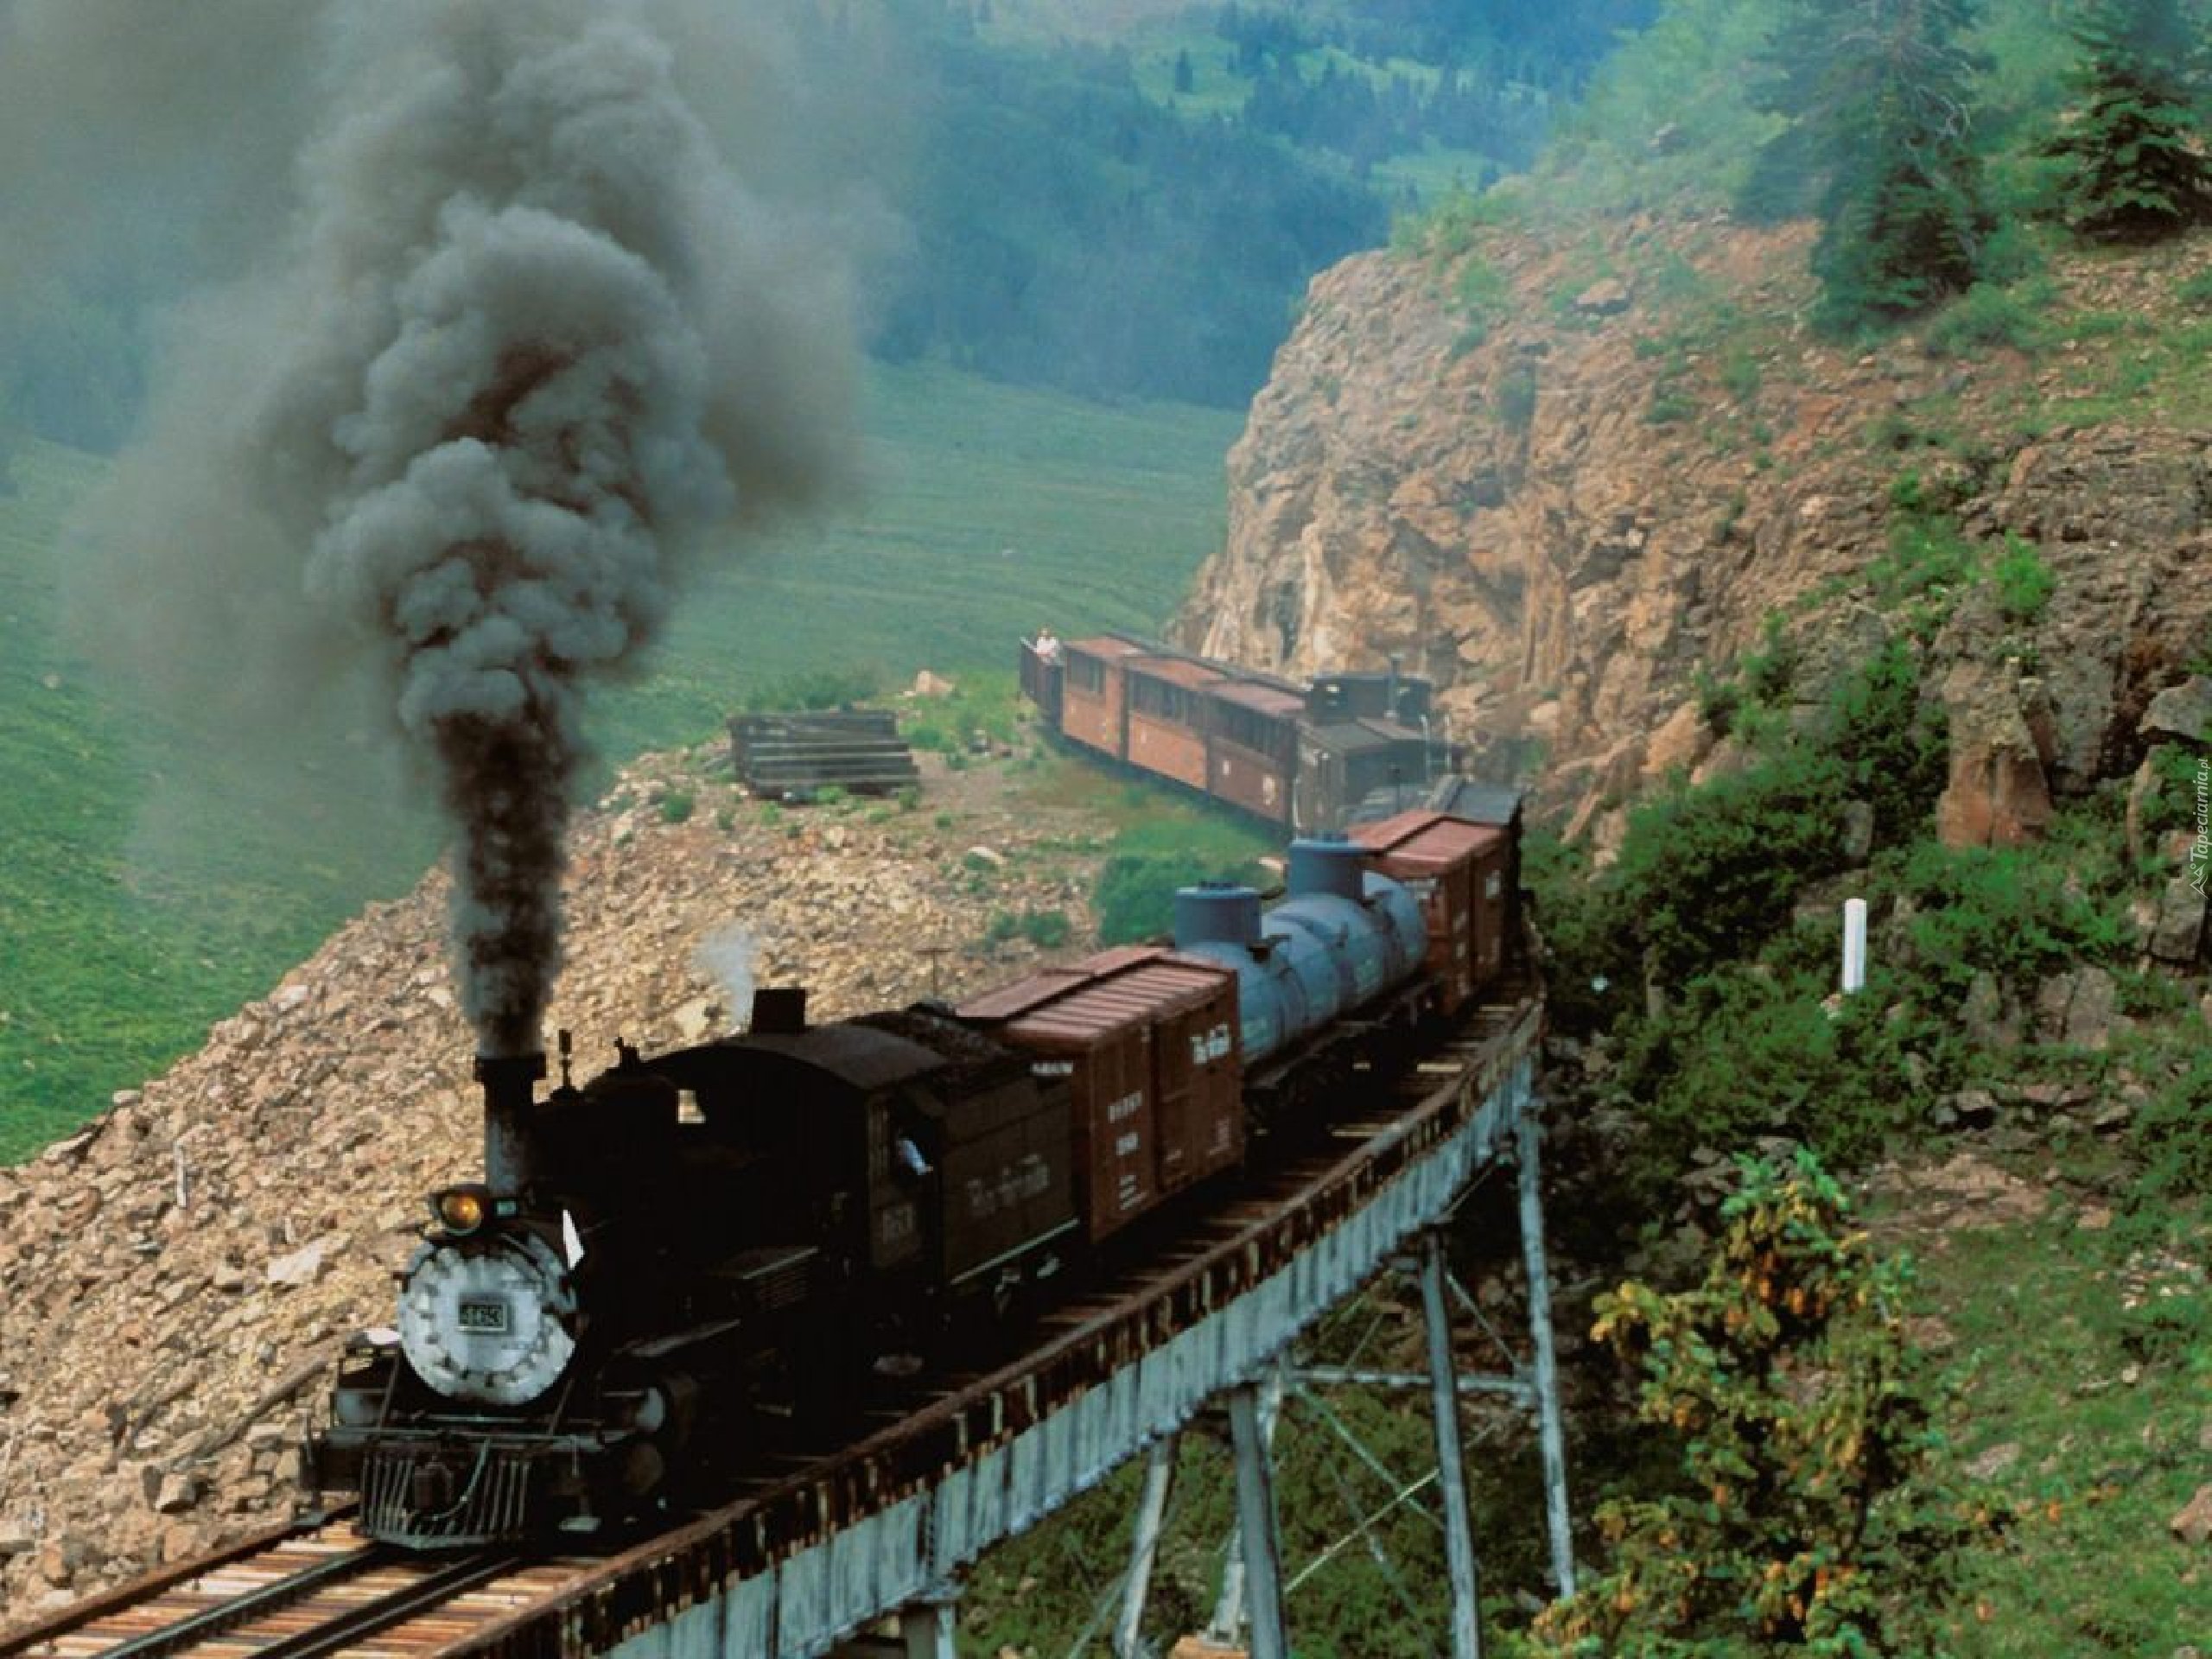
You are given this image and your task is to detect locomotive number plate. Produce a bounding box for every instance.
[457,1296,511,1334]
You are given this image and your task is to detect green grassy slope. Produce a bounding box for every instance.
[591,362,1240,756]
[0,363,1239,1161]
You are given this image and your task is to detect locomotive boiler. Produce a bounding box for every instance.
[308,811,1522,1548]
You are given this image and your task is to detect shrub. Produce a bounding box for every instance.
[1093,851,1269,946]
[658,790,696,824]
[2133,743,2204,840]
[1923,282,2048,358]
[1613,957,1955,1175]
[1989,533,2056,626]
[1020,909,1072,949]
[2129,1051,2212,1200]
[1607,745,1849,985]
[1496,362,1539,433]
[1449,255,1512,340]
[901,672,1025,757]
[1899,840,2130,999]
[1827,639,1948,845]
[1528,1150,1960,1656]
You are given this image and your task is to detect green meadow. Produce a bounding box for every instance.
[0,362,1240,1161]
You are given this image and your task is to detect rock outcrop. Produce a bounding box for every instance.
[1173,217,2212,840]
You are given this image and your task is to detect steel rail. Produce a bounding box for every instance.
[243,1551,524,1659]
[83,1541,390,1659]
[0,1510,356,1656]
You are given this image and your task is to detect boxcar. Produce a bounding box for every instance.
[1348,810,1515,1019]
[1058,635,1147,761]
[956,946,1243,1243]
[1021,632,1449,834]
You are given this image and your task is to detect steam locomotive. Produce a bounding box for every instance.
[307,808,1522,1548]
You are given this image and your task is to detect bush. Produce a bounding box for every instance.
[1527,1150,1961,1656]
[901,671,1025,757]
[1496,361,1539,432]
[1923,281,2049,358]
[1020,909,1072,949]
[1989,533,2056,626]
[658,790,696,824]
[1612,957,1955,1176]
[1607,745,1849,985]
[2129,1052,2212,1200]
[1899,839,2130,1000]
[1827,639,1947,845]
[1093,851,1270,946]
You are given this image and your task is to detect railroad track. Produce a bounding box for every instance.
[7,1521,588,1659]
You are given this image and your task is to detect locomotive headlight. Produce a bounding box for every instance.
[397,1230,578,1407]
[431,1185,491,1236]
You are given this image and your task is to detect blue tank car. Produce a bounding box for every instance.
[1172,836,1428,1065]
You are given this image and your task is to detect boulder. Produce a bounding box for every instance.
[2033,966,2124,1050]
[2144,876,2208,965]
[2173,1484,2212,1547]
[2139,676,2212,746]
[1935,661,2056,849]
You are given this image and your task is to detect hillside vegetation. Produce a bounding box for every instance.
[1117,1,2212,1651]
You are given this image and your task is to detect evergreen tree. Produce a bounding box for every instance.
[1743,0,1993,331]
[2043,0,2212,243]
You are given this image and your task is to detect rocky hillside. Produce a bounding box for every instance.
[1174,214,2212,858]
[0,741,1107,1626]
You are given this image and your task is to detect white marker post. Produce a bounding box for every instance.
[1841,897,1868,995]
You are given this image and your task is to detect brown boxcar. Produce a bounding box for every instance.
[956,947,1243,1243]
[1122,655,1223,795]
[1348,810,1513,1016]
[1205,678,1303,828]
[1058,635,1147,761]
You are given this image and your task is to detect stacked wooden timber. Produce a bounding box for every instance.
[728,709,920,800]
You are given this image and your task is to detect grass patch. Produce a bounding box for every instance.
[1909,1196,2212,1654]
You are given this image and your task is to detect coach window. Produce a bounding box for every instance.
[1069,655,1105,694]
[1135,678,1201,725]
[1221,703,1268,751]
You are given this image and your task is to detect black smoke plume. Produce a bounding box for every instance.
[44,1,858,1056]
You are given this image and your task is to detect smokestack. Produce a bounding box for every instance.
[749,986,808,1035]
[478,1052,549,1193]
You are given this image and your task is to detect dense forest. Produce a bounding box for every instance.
[0,0,1656,448]
[10,0,2212,441]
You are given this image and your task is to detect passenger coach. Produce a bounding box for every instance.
[1020,632,1445,833]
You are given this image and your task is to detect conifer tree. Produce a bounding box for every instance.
[2043,0,2212,243]
[1742,0,1993,331]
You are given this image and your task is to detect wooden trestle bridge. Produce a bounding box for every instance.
[7,996,1567,1659]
